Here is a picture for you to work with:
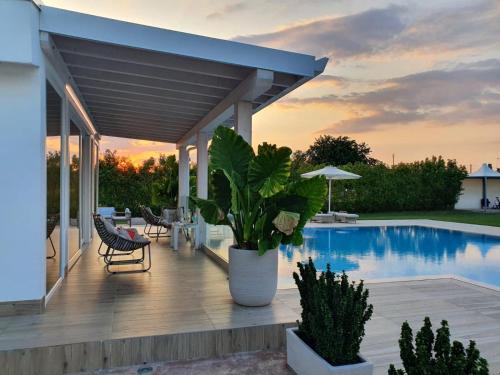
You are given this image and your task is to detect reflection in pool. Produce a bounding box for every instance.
[279,226,500,288]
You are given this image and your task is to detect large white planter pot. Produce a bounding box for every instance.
[286,328,373,375]
[228,246,278,306]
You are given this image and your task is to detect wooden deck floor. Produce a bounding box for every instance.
[0,228,499,374]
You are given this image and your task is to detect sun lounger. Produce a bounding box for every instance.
[311,213,335,223]
[334,211,359,223]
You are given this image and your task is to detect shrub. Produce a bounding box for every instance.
[332,157,467,213]
[293,258,373,365]
[388,317,489,375]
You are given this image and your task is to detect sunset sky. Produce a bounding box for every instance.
[44,0,500,170]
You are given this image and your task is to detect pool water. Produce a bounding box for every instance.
[279,226,500,288]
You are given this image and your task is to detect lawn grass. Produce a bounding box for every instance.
[359,210,500,227]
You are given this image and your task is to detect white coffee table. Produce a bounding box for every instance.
[171,222,199,250]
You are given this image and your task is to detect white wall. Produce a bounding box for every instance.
[455,179,500,210]
[0,67,46,301]
[0,1,46,302]
[0,1,41,66]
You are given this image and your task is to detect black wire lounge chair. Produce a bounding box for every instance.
[93,214,152,274]
[46,213,59,259]
[139,205,171,241]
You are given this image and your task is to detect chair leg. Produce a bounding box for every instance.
[105,248,116,273]
[97,240,105,256]
[99,241,132,257]
[46,236,56,259]
[106,245,151,274]
[103,246,112,264]
[144,243,152,271]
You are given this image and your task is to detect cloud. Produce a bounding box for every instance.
[307,74,347,88]
[207,2,247,20]
[234,1,500,63]
[235,5,407,58]
[386,1,500,57]
[279,59,500,133]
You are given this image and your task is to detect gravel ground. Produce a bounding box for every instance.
[82,351,293,375]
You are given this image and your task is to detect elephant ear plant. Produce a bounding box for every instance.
[192,126,327,254]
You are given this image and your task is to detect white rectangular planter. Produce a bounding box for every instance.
[286,328,373,375]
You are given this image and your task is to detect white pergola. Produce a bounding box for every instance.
[0,1,326,310]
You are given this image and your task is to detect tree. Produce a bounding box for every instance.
[98,149,182,216]
[305,135,376,165]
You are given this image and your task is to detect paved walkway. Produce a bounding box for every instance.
[79,278,500,375]
[309,218,500,237]
[1,222,499,374]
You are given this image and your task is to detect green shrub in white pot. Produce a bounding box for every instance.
[191,126,326,306]
[287,258,374,375]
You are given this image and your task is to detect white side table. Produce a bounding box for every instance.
[171,222,199,250]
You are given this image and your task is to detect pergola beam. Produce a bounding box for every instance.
[86,98,206,116]
[74,77,224,103]
[61,53,240,90]
[87,104,202,122]
[177,69,274,146]
[81,88,213,111]
[91,111,195,126]
[92,114,193,129]
[52,36,252,80]
[96,125,186,138]
[76,81,219,106]
[95,122,186,137]
[97,130,177,143]
[85,98,206,117]
[70,68,230,98]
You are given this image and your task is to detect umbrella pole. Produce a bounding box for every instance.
[328,179,332,213]
[484,177,488,211]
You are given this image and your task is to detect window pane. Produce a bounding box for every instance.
[46,82,61,292]
[69,121,81,259]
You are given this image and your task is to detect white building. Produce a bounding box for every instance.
[0,0,326,314]
[455,164,500,210]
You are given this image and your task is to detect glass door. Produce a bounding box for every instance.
[69,121,81,261]
[45,81,62,293]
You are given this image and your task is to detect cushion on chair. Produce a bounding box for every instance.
[101,217,119,235]
[117,227,133,240]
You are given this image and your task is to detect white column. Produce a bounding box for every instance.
[196,132,209,247]
[234,101,253,144]
[178,144,190,211]
[81,134,92,246]
[0,1,46,304]
[60,96,70,277]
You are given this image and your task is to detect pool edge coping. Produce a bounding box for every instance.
[204,219,500,293]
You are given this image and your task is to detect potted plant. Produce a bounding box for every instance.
[287,258,374,375]
[388,317,489,375]
[192,126,326,306]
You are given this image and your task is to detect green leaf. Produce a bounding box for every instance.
[258,232,282,255]
[290,230,303,246]
[290,175,327,223]
[190,197,227,225]
[248,143,292,198]
[211,169,231,213]
[209,126,254,188]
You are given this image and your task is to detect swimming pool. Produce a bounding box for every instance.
[279,226,500,288]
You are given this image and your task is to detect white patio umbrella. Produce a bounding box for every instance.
[469,163,500,209]
[301,166,361,213]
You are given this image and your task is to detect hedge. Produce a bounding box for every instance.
[324,157,467,213]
